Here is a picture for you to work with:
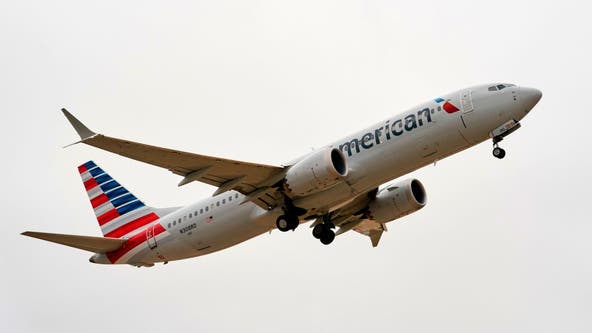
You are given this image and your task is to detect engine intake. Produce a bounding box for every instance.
[368,178,427,224]
[284,147,349,197]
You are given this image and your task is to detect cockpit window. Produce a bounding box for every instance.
[489,83,516,92]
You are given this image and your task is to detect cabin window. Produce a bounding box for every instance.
[222,199,226,204]
[200,208,203,214]
[216,201,220,207]
[229,196,232,202]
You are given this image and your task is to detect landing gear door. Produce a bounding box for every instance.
[146,225,157,250]
[461,90,474,113]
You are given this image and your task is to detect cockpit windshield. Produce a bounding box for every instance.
[488,83,516,91]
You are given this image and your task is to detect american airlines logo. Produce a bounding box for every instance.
[339,98,461,157]
[339,107,435,156]
[434,97,460,113]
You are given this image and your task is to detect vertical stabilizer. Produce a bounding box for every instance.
[78,161,160,238]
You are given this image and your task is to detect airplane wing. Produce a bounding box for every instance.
[62,109,285,209]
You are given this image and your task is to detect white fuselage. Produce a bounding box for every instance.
[93,83,539,265]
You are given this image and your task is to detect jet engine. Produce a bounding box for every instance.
[284,147,349,197]
[368,179,427,223]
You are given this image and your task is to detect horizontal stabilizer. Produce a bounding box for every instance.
[22,231,126,253]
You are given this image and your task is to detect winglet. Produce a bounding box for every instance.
[62,108,96,141]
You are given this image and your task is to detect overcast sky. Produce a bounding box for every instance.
[1,1,591,332]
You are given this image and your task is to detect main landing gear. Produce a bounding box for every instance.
[312,219,336,245]
[490,119,521,159]
[276,214,299,232]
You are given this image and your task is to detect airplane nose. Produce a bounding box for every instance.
[520,87,542,111]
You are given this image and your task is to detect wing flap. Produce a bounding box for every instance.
[22,231,126,253]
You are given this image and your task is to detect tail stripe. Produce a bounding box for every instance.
[78,161,96,174]
[98,209,120,225]
[104,213,159,238]
[105,187,128,199]
[94,173,112,184]
[117,200,144,215]
[94,201,114,217]
[100,207,151,234]
[100,180,120,192]
[91,194,109,208]
[84,178,98,190]
[111,193,137,208]
[89,167,104,177]
[107,223,166,263]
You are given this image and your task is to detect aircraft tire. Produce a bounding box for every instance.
[312,224,324,239]
[287,215,299,230]
[493,147,506,159]
[276,215,291,232]
[320,228,335,245]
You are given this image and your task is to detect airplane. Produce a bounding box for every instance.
[22,83,542,267]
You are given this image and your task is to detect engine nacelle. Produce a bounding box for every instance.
[284,147,349,197]
[368,179,427,223]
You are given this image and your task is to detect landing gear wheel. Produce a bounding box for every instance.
[320,228,335,245]
[287,215,299,231]
[312,224,324,239]
[276,215,291,232]
[276,215,299,232]
[493,147,506,159]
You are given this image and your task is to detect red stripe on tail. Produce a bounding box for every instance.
[107,223,165,263]
[91,194,109,208]
[104,213,159,238]
[78,165,88,174]
[97,209,120,225]
[84,178,98,191]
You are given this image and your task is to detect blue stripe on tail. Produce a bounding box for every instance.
[116,200,144,215]
[111,193,137,208]
[105,187,128,199]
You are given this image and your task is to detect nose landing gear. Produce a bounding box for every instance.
[492,144,506,159]
[490,119,521,159]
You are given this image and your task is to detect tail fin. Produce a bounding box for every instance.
[78,161,160,238]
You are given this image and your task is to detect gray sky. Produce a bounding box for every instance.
[1,1,591,332]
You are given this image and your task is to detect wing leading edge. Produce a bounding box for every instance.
[61,109,285,209]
